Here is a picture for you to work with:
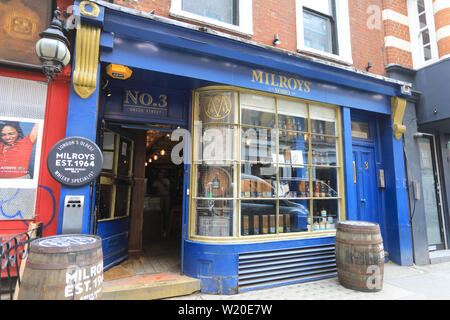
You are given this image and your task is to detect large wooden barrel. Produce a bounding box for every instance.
[18,234,103,300]
[335,221,384,292]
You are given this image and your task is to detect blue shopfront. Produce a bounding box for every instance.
[58,1,413,294]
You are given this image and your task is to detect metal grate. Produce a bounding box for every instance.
[238,244,337,292]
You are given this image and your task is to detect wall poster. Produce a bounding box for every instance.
[0,76,47,220]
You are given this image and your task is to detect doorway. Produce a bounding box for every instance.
[417,134,447,251]
[141,128,184,273]
[351,118,380,225]
[97,125,184,277]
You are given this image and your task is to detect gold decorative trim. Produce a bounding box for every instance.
[73,23,100,99]
[79,1,100,18]
[391,97,407,140]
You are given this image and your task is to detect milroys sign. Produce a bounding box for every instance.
[47,137,103,187]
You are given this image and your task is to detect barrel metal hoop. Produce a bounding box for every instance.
[336,227,380,233]
[335,238,383,246]
[26,256,103,270]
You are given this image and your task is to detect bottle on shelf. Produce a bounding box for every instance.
[307,215,311,232]
[321,208,327,218]
[206,182,213,198]
[305,181,310,197]
[320,180,327,197]
[313,181,320,197]
[319,219,326,231]
[298,180,305,197]
[313,219,319,232]
[327,179,333,197]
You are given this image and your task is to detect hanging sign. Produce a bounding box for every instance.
[47,137,103,187]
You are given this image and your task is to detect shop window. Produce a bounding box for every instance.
[407,0,438,68]
[295,0,352,64]
[191,88,344,239]
[170,0,253,36]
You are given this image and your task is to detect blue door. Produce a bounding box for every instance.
[96,129,135,270]
[352,145,379,223]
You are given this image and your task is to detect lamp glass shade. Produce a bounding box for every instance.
[35,37,71,68]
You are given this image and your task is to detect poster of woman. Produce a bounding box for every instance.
[0,119,40,179]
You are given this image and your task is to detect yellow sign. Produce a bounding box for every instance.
[106,64,133,80]
[205,94,232,120]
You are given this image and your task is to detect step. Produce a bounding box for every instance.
[102,273,201,300]
[430,250,450,264]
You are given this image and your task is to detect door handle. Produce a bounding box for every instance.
[353,161,357,184]
[361,198,366,203]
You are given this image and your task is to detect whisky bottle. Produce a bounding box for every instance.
[320,180,327,197]
[327,179,333,197]
[314,181,320,197]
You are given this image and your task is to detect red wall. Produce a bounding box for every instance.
[0,0,72,240]
[0,66,70,238]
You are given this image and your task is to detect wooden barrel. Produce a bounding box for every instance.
[18,234,103,300]
[335,221,384,292]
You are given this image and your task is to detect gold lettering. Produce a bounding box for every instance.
[250,70,311,94]
[139,93,153,106]
[271,73,277,87]
[279,76,288,88]
[125,90,139,105]
[304,81,311,93]
[251,70,264,84]
[287,78,297,90]
[296,79,304,91]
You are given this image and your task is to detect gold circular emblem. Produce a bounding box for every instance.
[205,94,232,120]
[79,1,101,18]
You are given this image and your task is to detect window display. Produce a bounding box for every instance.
[191,88,344,239]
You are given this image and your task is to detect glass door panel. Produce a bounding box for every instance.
[418,136,445,250]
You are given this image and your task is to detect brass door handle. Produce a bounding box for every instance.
[353,161,357,184]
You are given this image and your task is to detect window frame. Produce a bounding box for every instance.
[169,0,253,37]
[189,86,346,242]
[295,0,353,65]
[407,0,439,69]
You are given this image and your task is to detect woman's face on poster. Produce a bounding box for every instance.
[1,126,19,146]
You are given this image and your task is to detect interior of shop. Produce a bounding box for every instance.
[141,129,184,273]
[99,126,184,277]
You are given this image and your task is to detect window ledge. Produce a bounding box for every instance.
[169,8,254,38]
[297,46,353,66]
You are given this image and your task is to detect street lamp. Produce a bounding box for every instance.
[35,7,71,82]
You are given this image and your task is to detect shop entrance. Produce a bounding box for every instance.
[96,125,184,276]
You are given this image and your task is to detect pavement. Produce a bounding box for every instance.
[166,261,450,300]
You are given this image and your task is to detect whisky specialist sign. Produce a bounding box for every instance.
[47,137,103,187]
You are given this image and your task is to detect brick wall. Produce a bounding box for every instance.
[433,0,450,58]
[381,0,413,69]
[107,0,420,75]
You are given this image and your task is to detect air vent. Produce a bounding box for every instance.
[238,244,337,292]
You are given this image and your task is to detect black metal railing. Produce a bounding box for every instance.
[0,223,43,300]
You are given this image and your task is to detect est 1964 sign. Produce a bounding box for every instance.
[47,137,103,187]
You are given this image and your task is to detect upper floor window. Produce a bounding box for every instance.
[170,0,253,36]
[303,1,336,54]
[408,0,439,68]
[296,0,352,64]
